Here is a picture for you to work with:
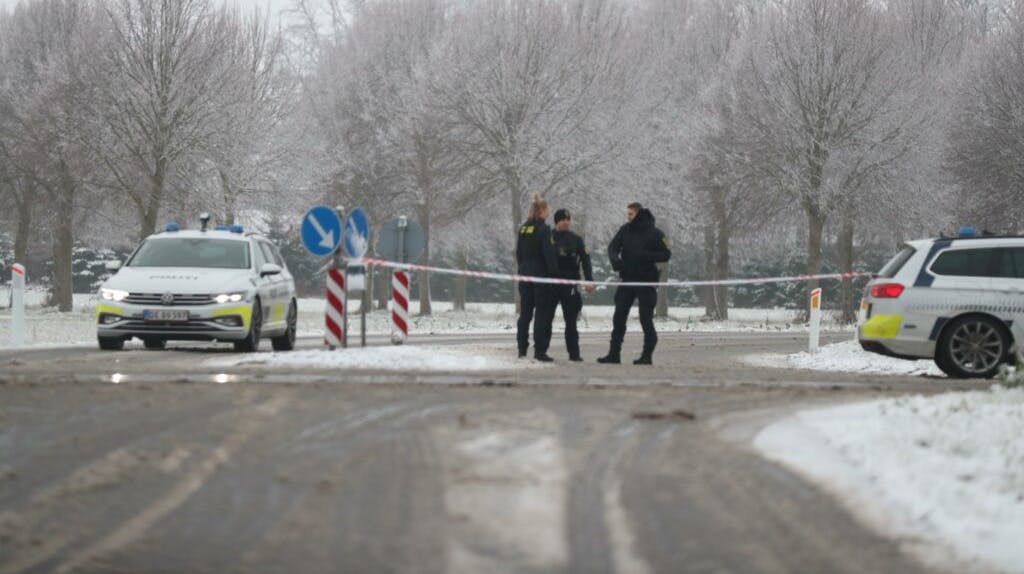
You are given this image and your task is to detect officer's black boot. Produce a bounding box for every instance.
[535,353,555,363]
[597,349,621,364]
[633,354,653,365]
[634,339,656,365]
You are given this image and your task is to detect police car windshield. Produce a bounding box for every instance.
[128,238,250,269]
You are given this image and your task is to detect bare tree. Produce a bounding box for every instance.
[741,0,913,312]
[205,5,296,225]
[96,0,232,239]
[434,0,637,249]
[947,2,1024,232]
[0,0,105,311]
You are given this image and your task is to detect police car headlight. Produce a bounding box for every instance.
[213,292,246,304]
[100,288,129,302]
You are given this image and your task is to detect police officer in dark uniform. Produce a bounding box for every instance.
[551,209,594,361]
[598,202,672,365]
[516,194,559,362]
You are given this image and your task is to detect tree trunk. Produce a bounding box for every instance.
[713,192,730,321]
[656,262,669,318]
[510,180,524,312]
[838,212,856,325]
[13,186,32,265]
[139,160,167,239]
[418,202,432,316]
[454,251,468,311]
[376,265,389,310]
[805,209,827,319]
[140,204,160,240]
[702,224,719,319]
[49,170,75,312]
[220,169,236,225]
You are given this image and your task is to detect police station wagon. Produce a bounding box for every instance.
[859,229,1024,378]
[96,217,297,353]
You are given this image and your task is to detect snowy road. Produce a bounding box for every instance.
[0,332,988,573]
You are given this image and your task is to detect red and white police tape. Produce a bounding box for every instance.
[391,271,410,344]
[356,257,872,288]
[325,268,345,348]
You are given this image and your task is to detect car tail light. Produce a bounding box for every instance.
[870,283,905,299]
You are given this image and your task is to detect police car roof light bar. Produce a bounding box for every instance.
[958,226,978,238]
[229,225,244,234]
[165,222,181,233]
[215,225,230,231]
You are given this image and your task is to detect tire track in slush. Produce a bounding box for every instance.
[233,398,453,574]
[48,393,292,574]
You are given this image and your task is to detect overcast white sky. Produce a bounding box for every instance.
[0,0,299,21]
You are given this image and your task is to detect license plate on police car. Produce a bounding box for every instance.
[143,309,189,322]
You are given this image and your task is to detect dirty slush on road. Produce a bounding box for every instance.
[0,333,976,574]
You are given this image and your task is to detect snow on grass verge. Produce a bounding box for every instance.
[1,291,850,350]
[755,387,1024,573]
[215,345,534,372]
[747,339,944,377]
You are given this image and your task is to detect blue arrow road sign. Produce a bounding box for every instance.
[301,206,342,257]
[344,208,370,259]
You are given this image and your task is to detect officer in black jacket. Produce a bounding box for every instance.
[552,209,594,361]
[515,194,559,362]
[598,203,672,365]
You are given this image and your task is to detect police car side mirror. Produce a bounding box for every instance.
[260,263,282,278]
[105,260,122,272]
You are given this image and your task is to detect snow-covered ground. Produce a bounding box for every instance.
[748,339,945,377]
[756,386,1024,573]
[212,345,536,372]
[0,286,849,349]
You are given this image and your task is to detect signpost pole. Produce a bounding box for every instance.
[335,206,348,349]
[361,243,367,348]
[303,204,346,350]
[11,264,26,348]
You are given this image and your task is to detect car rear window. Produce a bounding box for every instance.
[128,238,251,269]
[877,246,916,279]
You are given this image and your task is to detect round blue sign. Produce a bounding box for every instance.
[344,208,370,259]
[301,206,342,257]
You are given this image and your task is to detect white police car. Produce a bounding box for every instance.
[97,217,297,352]
[859,228,1024,378]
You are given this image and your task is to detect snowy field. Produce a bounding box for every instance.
[756,386,1024,573]
[747,339,945,377]
[0,286,850,349]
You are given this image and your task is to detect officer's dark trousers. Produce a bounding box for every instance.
[554,285,583,359]
[517,282,556,356]
[610,286,658,357]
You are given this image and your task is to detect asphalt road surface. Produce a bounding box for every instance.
[0,331,986,574]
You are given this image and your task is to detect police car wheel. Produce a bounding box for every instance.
[936,315,1009,379]
[233,299,262,353]
[143,338,166,350]
[271,301,297,352]
[98,337,124,351]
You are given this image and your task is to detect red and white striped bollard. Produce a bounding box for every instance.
[391,271,410,344]
[325,268,345,348]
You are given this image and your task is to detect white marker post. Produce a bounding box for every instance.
[809,287,822,353]
[11,264,26,348]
